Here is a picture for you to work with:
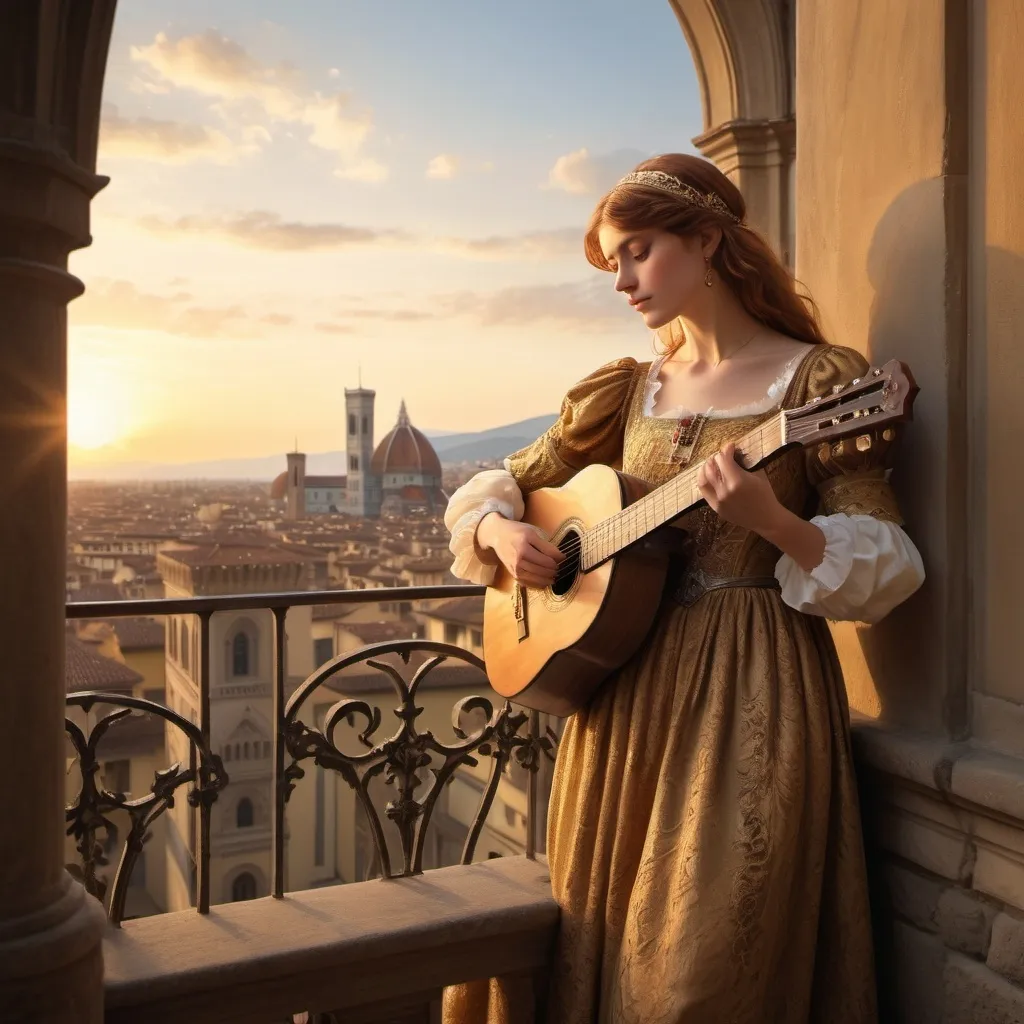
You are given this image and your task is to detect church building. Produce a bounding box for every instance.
[271,385,447,519]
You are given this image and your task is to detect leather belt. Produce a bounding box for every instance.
[672,565,781,608]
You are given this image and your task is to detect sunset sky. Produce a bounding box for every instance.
[67,0,703,475]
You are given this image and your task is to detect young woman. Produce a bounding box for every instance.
[441,154,925,1024]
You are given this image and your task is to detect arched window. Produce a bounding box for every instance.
[225,620,259,678]
[232,632,250,676]
[180,621,189,669]
[236,797,254,828]
[243,741,250,759]
[223,744,232,762]
[231,871,257,901]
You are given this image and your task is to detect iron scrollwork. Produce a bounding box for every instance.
[283,640,555,879]
[64,691,228,925]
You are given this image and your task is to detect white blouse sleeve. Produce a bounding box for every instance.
[775,514,925,624]
[443,468,525,585]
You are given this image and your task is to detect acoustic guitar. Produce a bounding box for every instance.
[482,359,918,716]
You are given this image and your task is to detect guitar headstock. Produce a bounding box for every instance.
[783,359,918,448]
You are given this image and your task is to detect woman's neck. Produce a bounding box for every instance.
[670,292,763,368]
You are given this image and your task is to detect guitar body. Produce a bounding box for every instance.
[483,464,670,717]
[480,357,919,717]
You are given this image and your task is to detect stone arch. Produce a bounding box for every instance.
[669,0,791,130]
[668,0,795,263]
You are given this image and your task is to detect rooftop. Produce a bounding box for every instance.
[65,634,144,693]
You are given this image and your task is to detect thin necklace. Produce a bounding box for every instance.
[711,325,762,367]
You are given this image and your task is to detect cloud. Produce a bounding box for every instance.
[434,228,581,261]
[260,313,294,326]
[315,322,357,335]
[545,147,648,196]
[334,157,389,183]
[72,279,282,338]
[325,278,633,334]
[137,211,407,251]
[99,104,250,164]
[134,211,581,261]
[440,277,634,332]
[130,30,383,180]
[335,307,436,323]
[426,154,460,180]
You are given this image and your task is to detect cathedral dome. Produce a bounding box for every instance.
[370,401,442,477]
[270,471,288,499]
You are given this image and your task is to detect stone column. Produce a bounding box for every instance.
[0,2,117,1019]
[794,0,969,735]
[671,0,795,261]
[693,117,795,265]
[795,4,1024,1020]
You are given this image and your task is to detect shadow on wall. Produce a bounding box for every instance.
[842,177,970,736]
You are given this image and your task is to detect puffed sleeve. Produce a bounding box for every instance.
[504,356,639,492]
[444,357,640,584]
[775,345,926,623]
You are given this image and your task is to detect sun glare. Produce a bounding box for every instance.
[68,389,127,450]
[67,353,136,451]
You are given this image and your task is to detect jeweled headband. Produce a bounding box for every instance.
[613,169,741,223]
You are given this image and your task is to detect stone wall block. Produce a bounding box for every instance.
[885,861,944,933]
[988,912,1024,988]
[892,920,947,1024]
[943,953,1024,1023]
[937,887,999,958]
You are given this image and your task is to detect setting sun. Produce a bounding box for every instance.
[67,349,137,451]
[68,390,126,449]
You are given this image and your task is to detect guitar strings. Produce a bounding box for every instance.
[540,421,775,587]
[536,388,887,585]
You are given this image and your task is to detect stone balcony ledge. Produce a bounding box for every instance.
[103,856,557,1024]
[852,713,1024,827]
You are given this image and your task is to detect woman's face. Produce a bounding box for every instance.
[597,223,708,330]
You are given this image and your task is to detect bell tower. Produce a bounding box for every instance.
[285,449,306,520]
[344,386,377,516]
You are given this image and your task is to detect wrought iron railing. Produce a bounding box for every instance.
[64,585,557,926]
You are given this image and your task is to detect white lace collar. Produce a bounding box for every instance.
[643,350,805,420]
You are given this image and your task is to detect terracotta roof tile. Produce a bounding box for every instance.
[65,635,143,693]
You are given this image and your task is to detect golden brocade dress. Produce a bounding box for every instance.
[442,344,923,1024]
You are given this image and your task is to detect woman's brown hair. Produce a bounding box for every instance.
[584,154,827,354]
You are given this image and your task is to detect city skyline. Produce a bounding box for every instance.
[67,1,703,474]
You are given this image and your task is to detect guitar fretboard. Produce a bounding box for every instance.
[580,415,786,569]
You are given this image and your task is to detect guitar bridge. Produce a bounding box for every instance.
[512,582,529,642]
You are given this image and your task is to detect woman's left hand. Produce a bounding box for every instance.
[697,442,783,535]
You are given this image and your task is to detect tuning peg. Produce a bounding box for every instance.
[856,434,873,452]
[832,384,846,394]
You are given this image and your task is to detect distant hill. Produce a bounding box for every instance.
[428,415,557,463]
[67,414,558,482]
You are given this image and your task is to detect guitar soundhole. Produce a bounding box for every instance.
[551,530,582,597]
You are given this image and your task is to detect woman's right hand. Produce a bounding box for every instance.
[476,512,565,588]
